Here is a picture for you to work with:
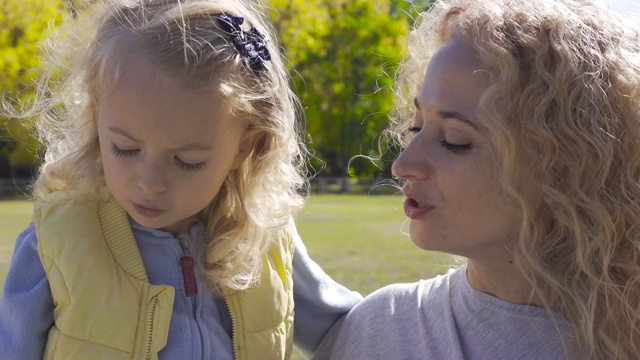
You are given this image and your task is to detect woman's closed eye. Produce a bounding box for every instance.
[403,126,422,142]
[408,126,421,134]
[404,126,473,153]
[439,139,472,153]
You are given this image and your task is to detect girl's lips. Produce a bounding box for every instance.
[403,198,433,219]
[133,203,165,218]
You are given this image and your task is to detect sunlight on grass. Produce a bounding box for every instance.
[296,195,454,296]
[0,194,452,294]
[0,196,455,359]
[0,200,34,296]
[0,196,455,297]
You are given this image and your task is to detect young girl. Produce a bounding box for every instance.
[0,0,361,358]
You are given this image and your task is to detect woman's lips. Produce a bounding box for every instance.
[403,198,433,219]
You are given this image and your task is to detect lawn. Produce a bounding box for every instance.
[0,195,454,297]
[294,194,455,295]
[0,200,34,293]
[0,195,455,359]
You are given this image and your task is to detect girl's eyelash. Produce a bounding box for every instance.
[439,140,472,153]
[112,143,206,171]
[175,158,206,172]
[111,143,138,157]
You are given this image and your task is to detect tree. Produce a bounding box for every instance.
[0,0,436,178]
[0,0,65,177]
[270,0,411,177]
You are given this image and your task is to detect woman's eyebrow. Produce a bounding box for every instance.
[413,97,479,130]
[437,110,479,130]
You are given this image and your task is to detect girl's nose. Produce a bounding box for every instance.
[137,160,167,194]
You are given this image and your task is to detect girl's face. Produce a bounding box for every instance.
[392,38,521,264]
[97,63,258,236]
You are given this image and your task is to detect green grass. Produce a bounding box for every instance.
[295,195,454,295]
[0,195,454,359]
[0,195,454,297]
[0,200,34,294]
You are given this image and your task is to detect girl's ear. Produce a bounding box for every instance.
[231,127,264,170]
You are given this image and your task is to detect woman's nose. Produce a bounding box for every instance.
[391,139,429,181]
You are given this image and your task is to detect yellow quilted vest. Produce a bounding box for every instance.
[34,191,294,360]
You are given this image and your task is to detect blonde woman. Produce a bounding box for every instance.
[0,0,361,358]
[316,0,640,359]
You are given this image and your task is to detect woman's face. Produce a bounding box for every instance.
[392,38,521,263]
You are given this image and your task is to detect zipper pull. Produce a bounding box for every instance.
[180,256,198,297]
[178,235,198,297]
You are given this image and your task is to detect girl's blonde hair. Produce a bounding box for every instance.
[29,0,307,293]
[390,0,640,358]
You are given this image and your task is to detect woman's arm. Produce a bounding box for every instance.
[291,224,363,353]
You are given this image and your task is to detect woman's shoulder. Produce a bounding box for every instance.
[312,268,462,359]
[365,267,458,301]
[348,267,460,319]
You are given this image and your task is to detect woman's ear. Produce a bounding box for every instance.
[231,127,264,169]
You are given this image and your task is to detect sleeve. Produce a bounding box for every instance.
[291,225,363,353]
[312,285,410,360]
[0,224,54,359]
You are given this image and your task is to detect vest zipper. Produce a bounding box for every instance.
[224,296,239,359]
[179,233,207,358]
[178,234,198,297]
[144,296,158,360]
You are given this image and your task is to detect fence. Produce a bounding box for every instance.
[0,177,400,199]
[310,176,398,195]
[0,178,32,199]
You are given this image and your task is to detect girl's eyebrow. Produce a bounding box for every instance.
[413,97,479,130]
[172,143,213,152]
[108,126,212,151]
[108,126,141,142]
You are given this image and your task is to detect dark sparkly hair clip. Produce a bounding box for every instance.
[219,13,271,76]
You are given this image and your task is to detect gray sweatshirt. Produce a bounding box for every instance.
[314,266,581,360]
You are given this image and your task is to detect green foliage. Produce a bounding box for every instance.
[271,0,412,176]
[0,0,438,177]
[0,0,65,175]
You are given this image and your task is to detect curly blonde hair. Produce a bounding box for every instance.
[390,0,640,358]
[27,0,307,293]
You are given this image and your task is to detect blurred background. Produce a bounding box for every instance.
[1,1,638,358]
[0,0,436,196]
[1,0,636,196]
